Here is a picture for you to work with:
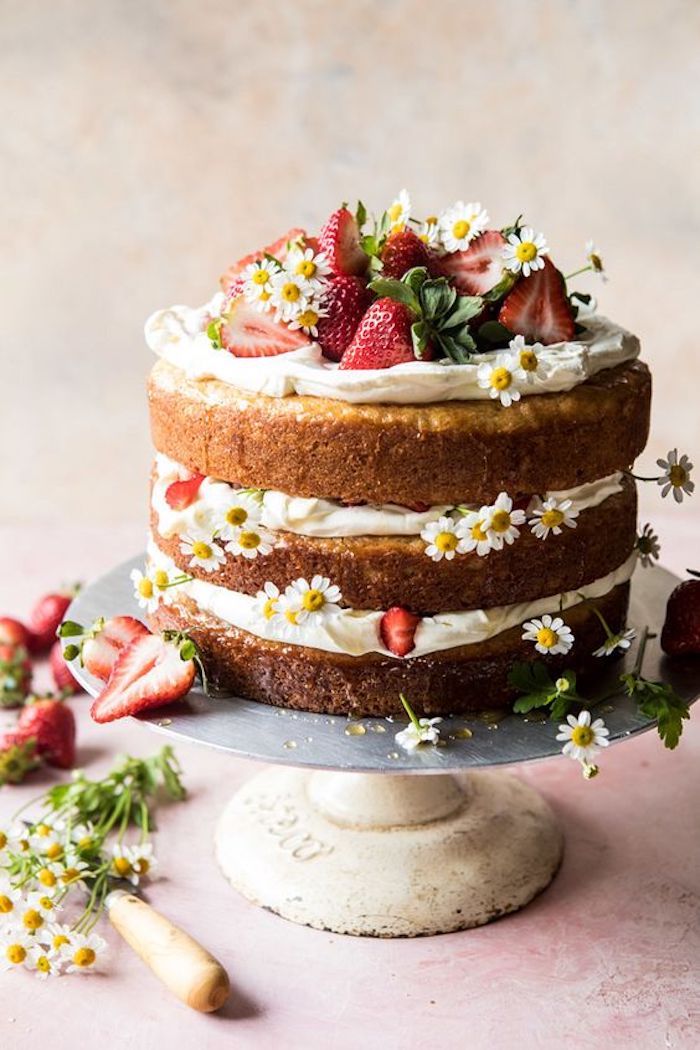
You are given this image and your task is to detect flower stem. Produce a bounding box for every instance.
[564,265,593,280]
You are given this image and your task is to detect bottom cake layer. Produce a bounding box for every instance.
[149,582,631,717]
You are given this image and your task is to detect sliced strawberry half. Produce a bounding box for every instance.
[437,230,506,295]
[318,207,368,277]
[339,299,429,370]
[220,227,306,294]
[498,257,575,344]
[82,616,151,682]
[220,297,311,358]
[165,473,205,511]
[380,606,421,657]
[91,633,196,723]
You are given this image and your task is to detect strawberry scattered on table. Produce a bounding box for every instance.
[10,697,76,770]
[661,572,700,657]
[90,632,196,724]
[0,644,32,708]
[29,588,79,653]
[49,641,82,695]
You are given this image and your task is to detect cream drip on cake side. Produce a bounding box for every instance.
[146,540,637,660]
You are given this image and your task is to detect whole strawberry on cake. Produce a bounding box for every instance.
[143,192,650,716]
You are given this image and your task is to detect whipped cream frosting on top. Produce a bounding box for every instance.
[145,295,640,406]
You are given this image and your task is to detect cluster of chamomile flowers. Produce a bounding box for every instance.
[239,241,332,336]
[253,576,342,638]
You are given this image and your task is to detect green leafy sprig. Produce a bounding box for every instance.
[508,664,581,721]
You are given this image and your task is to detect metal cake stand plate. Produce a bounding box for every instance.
[69,556,698,937]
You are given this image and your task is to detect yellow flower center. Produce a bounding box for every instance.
[388,202,404,223]
[239,531,261,550]
[52,934,70,950]
[285,610,299,626]
[434,531,459,552]
[515,241,537,263]
[470,522,488,542]
[296,260,317,278]
[263,598,278,621]
[138,578,154,599]
[571,725,594,747]
[452,219,470,239]
[73,947,96,968]
[38,896,54,911]
[490,510,512,533]
[0,894,14,913]
[669,464,687,487]
[36,824,52,837]
[45,843,63,861]
[425,215,438,225]
[252,269,269,285]
[259,289,271,301]
[536,627,558,650]
[23,908,44,931]
[0,832,6,850]
[153,569,169,589]
[541,508,565,529]
[134,858,150,876]
[589,252,603,271]
[302,590,325,613]
[113,857,132,878]
[6,944,26,965]
[61,867,82,884]
[36,955,51,973]
[490,367,512,391]
[281,282,300,303]
[519,349,539,372]
[297,309,320,328]
[191,541,213,560]
[226,506,248,527]
[38,868,56,887]
[17,839,29,853]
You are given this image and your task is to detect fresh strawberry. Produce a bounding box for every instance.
[91,634,196,724]
[318,207,368,277]
[50,641,82,695]
[220,227,306,294]
[164,473,205,511]
[220,297,311,358]
[0,617,32,650]
[380,229,432,280]
[16,698,76,769]
[29,590,78,652]
[339,299,429,370]
[0,737,40,785]
[0,644,32,708]
[498,257,575,344]
[380,606,421,658]
[315,276,373,361]
[661,574,700,656]
[437,230,507,295]
[82,616,151,681]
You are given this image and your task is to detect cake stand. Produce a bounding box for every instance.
[69,557,698,937]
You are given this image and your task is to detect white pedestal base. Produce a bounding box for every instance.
[215,767,563,937]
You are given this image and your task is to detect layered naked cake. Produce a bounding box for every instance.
[142,195,650,716]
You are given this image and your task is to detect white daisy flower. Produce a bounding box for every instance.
[593,627,637,658]
[483,492,526,548]
[556,710,609,764]
[225,526,276,560]
[130,568,160,613]
[439,200,489,252]
[269,270,311,322]
[460,510,496,557]
[585,239,607,281]
[276,590,303,636]
[241,258,281,311]
[254,582,281,623]
[510,334,546,384]
[179,537,225,573]
[387,188,412,232]
[288,302,328,337]
[0,927,34,971]
[70,823,98,853]
[64,930,107,974]
[210,492,262,543]
[522,614,575,656]
[476,352,521,407]
[110,843,139,885]
[421,516,470,562]
[0,877,22,920]
[28,944,61,980]
[286,576,342,623]
[57,859,90,890]
[125,843,157,882]
[395,718,443,751]
[527,496,579,539]
[419,215,441,248]
[503,226,549,277]
[285,245,332,290]
[657,449,694,503]
[636,523,660,568]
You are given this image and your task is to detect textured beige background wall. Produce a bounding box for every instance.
[2,0,699,529]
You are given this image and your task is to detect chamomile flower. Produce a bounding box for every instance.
[0,877,22,919]
[254,581,281,623]
[225,526,276,560]
[20,892,57,932]
[0,927,33,971]
[270,270,310,322]
[593,627,637,658]
[556,710,609,764]
[483,492,526,548]
[585,240,607,281]
[112,843,157,884]
[241,258,281,311]
[510,334,545,384]
[64,930,107,974]
[57,860,89,889]
[460,510,496,557]
[210,492,262,543]
[70,823,98,854]
[395,718,442,751]
[285,245,332,290]
[7,824,32,855]
[286,576,342,623]
[110,844,137,884]
[477,352,521,407]
[276,591,303,635]
[421,517,469,562]
[387,188,412,232]
[288,302,328,337]
[418,215,441,248]
[503,226,549,277]
[657,449,694,503]
[28,821,59,849]
[130,568,161,613]
[527,496,579,539]
[46,922,74,954]
[179,537,225,573]
[439,200,489,252]
[636,523,660,567]
[28,944,61,980]
[0,829,8,857]
[522,615,575,656]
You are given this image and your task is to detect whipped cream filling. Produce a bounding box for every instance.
[147,540,637,659]
[152,453,624,541]
[145,296,640,406]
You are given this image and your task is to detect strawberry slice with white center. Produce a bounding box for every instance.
[318,207,368,276]
[220,297,311,358]
[380,606,421,657]
[220,227,306,295]
[437,230,506,295]
[90,633,196,723]
[498,257,576,344]
[82,616,150,682]
[165,473,205,510]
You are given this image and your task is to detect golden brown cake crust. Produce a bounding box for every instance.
[148,358,651,506]
[149,582,629,717]
[150,474,637,613]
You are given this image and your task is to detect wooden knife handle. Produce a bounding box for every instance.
[107,890,230,1012]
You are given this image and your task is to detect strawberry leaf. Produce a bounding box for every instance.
[419,279,456,320]
[368,277,420,314]
[619,673,690,749]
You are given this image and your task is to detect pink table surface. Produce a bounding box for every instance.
[1,520,699,1050]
